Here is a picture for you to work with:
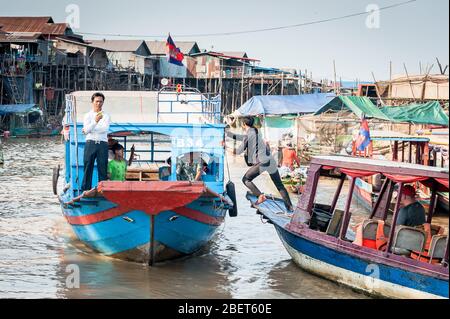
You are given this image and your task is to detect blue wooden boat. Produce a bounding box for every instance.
[55,91,235,264]
[247,155,449,299]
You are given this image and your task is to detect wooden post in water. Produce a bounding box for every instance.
[241,63,245,106]
[333,61,337,94]
[149,215,155,266]
[261,74,264,96]
[298,69,302,95]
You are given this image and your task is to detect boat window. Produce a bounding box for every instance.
[175,152,220,182]
[108,132,172,181]
[309,173,349,233]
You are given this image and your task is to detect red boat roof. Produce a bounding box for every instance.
[312,155,449,180]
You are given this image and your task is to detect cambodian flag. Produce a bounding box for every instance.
[355,118,371,151]
[166,34,184,66]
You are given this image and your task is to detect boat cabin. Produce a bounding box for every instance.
[63,90,225,197]
[289,155,449,266]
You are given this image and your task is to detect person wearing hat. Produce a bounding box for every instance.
[396,185,426,227]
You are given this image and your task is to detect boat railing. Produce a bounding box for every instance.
[157,87,222,124]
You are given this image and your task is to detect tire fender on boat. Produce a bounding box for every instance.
[226,181,238,217]
[52,165,60,195]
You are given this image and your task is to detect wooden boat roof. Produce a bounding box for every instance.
[312,155,449,179]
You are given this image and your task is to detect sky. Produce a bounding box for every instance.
[1,0,448,81]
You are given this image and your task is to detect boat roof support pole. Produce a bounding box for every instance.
[443,236,449,267]
[330,174,346,214]
[381,181,395,221]
[339,176,356,240]
[370,177,390,219]
[297,164,321,215]
[426,183,437,224]
[386,182,405,253]
[306,166,321,215]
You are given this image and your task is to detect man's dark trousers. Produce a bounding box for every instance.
[81,140,108,191]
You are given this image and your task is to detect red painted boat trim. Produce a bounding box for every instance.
[65,206,130,225]
[65,203,223,226]
[173,206,224,226]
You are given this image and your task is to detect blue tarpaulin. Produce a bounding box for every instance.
[0,104,38,115]
[234,93,336,116]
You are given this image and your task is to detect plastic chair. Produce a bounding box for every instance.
[391,226,426,256]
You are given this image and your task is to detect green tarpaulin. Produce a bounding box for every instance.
[314,96,448,126]
[380,102,449,127]
[314,96,391,121]
[264,116,296,128]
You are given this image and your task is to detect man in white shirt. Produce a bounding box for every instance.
[81,92,111,191]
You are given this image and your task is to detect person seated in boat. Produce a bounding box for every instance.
[226,116,293,211]
[176,152,204,182]
[397,185,426,227]
[108,143,127,181]
[159,157,172,181]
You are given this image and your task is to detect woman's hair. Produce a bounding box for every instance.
[242,116,255,128]
[91,92,105,102]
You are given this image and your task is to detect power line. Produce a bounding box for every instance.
[77,0,417,38]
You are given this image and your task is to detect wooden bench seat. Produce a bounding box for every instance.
[126,166,161,181]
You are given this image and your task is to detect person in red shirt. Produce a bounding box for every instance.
[281,143,301,171]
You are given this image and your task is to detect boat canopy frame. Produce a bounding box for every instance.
[66,122,226,195]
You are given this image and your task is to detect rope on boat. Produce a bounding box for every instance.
[63,187,99,207]
[72,96,80,196]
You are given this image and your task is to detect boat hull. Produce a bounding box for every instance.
[60,195,227,263]
[275,224,448,299]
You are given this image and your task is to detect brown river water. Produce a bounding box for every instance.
[0,137,372,299]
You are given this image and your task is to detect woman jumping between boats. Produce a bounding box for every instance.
[227,117,293,211]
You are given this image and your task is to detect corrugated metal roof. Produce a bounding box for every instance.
[41,23,70,35]
[146,41,199,55]
[0,17,59,33]
[191,51,260,62]
[88,40,149,53]
[219,51,248,58]
[0,32,44,42]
